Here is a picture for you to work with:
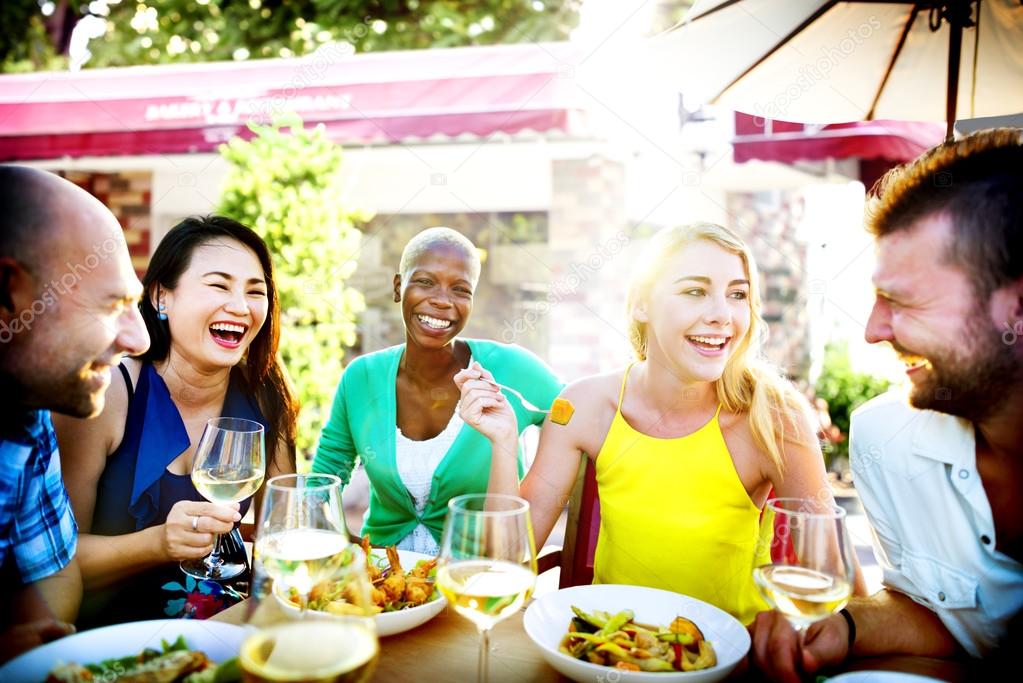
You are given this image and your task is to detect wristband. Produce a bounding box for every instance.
[838,607,857,652]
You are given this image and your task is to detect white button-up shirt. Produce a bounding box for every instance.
[850,390,1023,657]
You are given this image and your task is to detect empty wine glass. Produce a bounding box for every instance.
[753,497,856,634]
[436,494,537,683]
[181,417,265,581]
[242,474,378,683]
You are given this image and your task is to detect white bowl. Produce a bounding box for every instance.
[0,619,245,682]
[829,674,944,683]
[273,548,446,637]
[523,584,750,683]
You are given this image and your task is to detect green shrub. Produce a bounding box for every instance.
[814,341,890,469]
[218,116,369,465]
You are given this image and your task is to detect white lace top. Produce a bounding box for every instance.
[394,402,464,555]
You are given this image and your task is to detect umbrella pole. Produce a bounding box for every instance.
[946,18,962,143]
[943,2,975,143]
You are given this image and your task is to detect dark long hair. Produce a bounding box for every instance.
[140,216,297,471]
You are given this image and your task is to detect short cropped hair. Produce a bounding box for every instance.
[866,127,1023,299]
[398,227,481,285]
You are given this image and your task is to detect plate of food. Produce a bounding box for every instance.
[523,584,751,683]
[273,538,446,637]
[0,619,245,683]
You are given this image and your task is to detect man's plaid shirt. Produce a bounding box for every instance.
[1,410,77,583]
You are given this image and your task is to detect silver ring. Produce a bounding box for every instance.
[191,515,200,532]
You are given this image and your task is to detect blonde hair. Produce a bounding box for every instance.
[626,223,813,474]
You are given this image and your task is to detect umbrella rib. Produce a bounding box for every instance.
[866,5,920,120]
[709,0,839,105]
[662,0,749,30]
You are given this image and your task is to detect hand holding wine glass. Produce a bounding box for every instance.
[753,497,856,634]
[243,474,378,683]
[180,417,266,581]
[437,493,538,683]
[164,499,240,561]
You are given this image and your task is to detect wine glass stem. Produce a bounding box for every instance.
[205,533,224,575]
[477,627,490,683]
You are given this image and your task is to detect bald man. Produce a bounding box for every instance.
[0,166,150,661]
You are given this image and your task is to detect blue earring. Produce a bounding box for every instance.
[157,303,168,321]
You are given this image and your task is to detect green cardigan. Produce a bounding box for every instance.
[312,339,563,546]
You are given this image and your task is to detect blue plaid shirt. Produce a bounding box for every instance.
[0,410,77,584]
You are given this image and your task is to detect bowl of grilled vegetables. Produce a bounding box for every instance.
[523,584,750,683]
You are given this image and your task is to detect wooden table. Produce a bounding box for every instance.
[214,599,566,682]
[214,600,969,682]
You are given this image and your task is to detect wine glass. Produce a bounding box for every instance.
[242,474,379,683]
[181,417,266,581]
[753,497,856,634]
[437,494,538,683]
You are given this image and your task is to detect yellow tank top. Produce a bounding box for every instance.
[593,364,770,625]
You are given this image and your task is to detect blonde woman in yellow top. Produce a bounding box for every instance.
[455,223,861,626]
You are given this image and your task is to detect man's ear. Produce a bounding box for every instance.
[1011,276,1023,322]
[0,257,33,320]
[393,273,402,303]
[989,275,1023,341]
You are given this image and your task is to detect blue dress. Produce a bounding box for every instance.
[80,362,263,627]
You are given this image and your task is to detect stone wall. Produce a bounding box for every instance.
[66,170,153,278]
[544,155,632,379]
[725,189,811,380]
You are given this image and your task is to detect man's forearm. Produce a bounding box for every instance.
[30,558,82,623]
[848,589,961,658]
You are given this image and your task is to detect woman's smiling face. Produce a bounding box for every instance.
[161,237,269,369]
[395,241,476,350]
[634,239,751,383]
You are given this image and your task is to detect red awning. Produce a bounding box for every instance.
[0,42,585,161]
[732,113,944,165]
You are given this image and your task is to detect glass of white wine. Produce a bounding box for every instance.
[753,497,856,634]
[181,417,266,581]
[437,493,537,683]
[243,474,378,683]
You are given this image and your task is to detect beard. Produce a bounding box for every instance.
[903,312,1020,421]
[19,368,109,418]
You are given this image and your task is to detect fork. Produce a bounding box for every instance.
[484,380,550,414]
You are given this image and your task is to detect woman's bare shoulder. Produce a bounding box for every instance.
[121,356,143,388]
[556,370,627,454]
[718,408,758,455]
[561,370,624,408]
[53,360,134,461]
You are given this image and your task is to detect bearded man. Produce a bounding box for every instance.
[751,128,1023,680]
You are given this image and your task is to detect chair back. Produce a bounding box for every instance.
[558,456,601,587]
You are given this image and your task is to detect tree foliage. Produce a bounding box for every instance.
[218,116,368,462]
[2,0,582,71]
[0,1,66,72]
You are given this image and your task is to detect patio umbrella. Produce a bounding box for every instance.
[652,0,1023,141]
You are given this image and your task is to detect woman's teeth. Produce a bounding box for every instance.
[418,315,452,330]
[688,335,727,348]
[210,322,246,343]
